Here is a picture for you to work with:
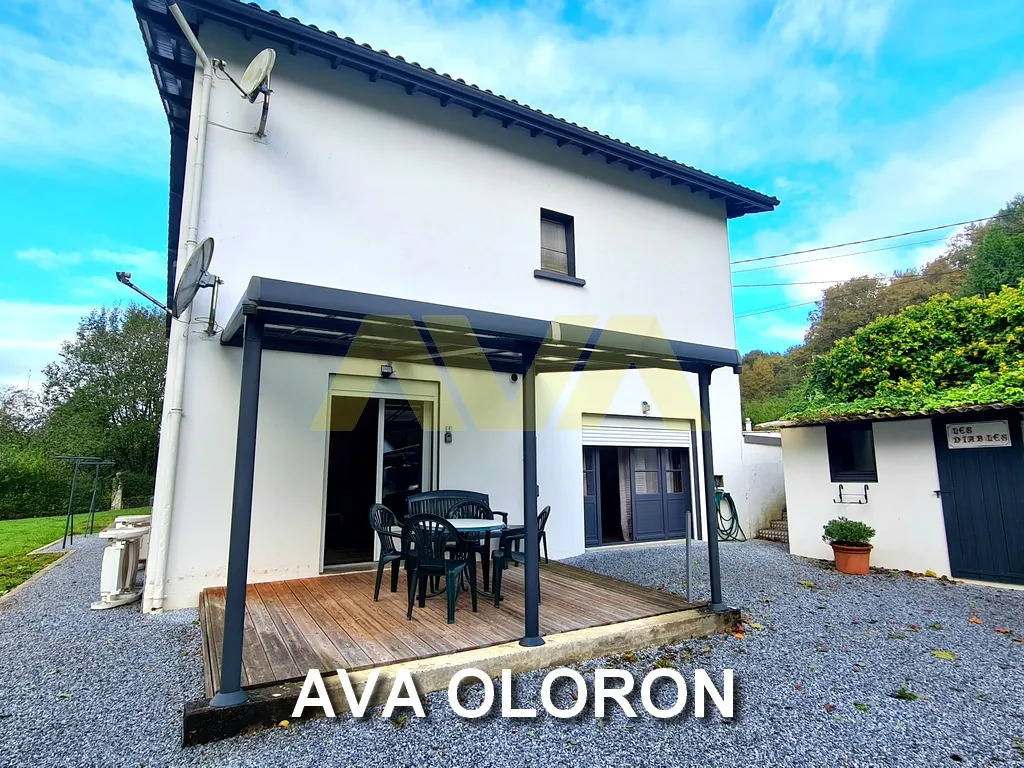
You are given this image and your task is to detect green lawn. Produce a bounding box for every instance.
[0,507,152,597]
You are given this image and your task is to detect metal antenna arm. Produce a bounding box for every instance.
[116,272,172,315]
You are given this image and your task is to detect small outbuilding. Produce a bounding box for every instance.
[764,403,1024,585]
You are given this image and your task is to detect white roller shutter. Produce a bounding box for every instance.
[581,414,693,448]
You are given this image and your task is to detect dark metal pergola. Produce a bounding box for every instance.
[210,276,738,707]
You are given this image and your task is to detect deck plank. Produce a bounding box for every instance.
[200,561,704,693]
[240,585,304,684]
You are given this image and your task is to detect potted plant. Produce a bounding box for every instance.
[822,517,876,575]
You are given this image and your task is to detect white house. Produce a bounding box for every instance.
[773,405,1024,585]
[133,0,779,619]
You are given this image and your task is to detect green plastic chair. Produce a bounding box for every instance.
[403,514,477,624]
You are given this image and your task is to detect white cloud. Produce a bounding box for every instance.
[263,0,895,173]
[0,0,166,174]
[0,0,898,179]
[760,318,809,346]
[741,75,1024,305]
[16,246,162,277]
[0,300,94,387]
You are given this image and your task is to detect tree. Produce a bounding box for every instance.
[40,305,167,477]
[0,386,45,444]
[802,276,888,359]
[961,228,1024,298]
[739,347,807,424]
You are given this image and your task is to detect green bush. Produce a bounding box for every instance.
[0,446,71,520]
[822,517,876,547]
[116,471,155,509]
[793,285,1024,421]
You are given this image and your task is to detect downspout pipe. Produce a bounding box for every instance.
[145,3,214,612]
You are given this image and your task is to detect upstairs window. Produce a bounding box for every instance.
[826,422,878,483]
[537,209,582,285]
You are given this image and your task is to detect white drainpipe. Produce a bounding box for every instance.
[145,3,214,612]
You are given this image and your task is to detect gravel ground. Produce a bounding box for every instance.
[2,536,1024,767]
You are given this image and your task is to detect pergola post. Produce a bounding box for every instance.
[520,359,543,647]
[698,367,727,612]
[211,312,264,708]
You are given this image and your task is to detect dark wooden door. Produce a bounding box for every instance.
[662,447,691,538]
[630,447,665,540]
[933,412,1024,584]
[583,447,600,546]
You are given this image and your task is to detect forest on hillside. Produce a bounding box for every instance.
[740,195,1024,425]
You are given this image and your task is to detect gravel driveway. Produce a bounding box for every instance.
[2,536,1023,767]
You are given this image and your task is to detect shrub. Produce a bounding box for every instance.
[0,446,71,520]
[793,285,1024,421]
[822,517,875,547]
[115,471,155,509]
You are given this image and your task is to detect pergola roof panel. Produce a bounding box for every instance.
[221,277,740,375]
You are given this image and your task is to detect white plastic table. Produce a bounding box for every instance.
[446,518,505,533]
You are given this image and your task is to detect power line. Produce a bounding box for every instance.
[730,213,1007,267]
[734,270,960,317]
[731,236,950,274]
[736,299,819,318]
[734,269,959,288]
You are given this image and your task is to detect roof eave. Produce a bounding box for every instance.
[141,0,779,219]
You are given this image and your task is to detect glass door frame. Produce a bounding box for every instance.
[321,374,439,572]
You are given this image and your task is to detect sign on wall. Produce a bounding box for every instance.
[946,421,1011,449]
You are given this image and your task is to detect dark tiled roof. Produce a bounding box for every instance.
[759,402,1024,429]
[133,0,780,299]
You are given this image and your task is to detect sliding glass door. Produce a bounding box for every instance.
[323,378,437,568]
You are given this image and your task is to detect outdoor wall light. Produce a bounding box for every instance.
[380,362,394,378]
[641,400,650,414]
[444,426,453,444]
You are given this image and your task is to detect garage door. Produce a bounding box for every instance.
[582,415,699,544]
[582,414,693,448]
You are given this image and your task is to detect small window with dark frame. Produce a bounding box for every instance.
[539,209,575,277]
[826,422,878,483]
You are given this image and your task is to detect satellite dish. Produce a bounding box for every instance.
[172,237,215,318]
[238,49,276,102]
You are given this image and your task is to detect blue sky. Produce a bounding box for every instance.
[2,0,1024,386]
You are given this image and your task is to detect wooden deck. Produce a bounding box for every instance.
[199,561,701,696]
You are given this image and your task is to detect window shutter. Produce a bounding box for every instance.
[541,218,568,275]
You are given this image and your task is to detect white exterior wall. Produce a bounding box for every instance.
[150,21,750,609]
[741,434,785,536]
[783,420,952,576]
[164,342,524,610]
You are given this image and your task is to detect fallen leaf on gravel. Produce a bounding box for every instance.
[908,625,920,632]
[932,649,957,661]
[278,720,289,728]
[56,693,72,700]
[1012,638,1024,644]
[854,702,870,712]
[748,622,766,631]
[794,684,803,691]
[928,622,943,630]
[996,628,1013,634]
[798,580,817,589]
[925,570,938,578]
[969,617,984,625]
[824,704,836,713]
[733,632,745,640]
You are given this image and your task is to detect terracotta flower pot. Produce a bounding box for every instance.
[831,543,872,575]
